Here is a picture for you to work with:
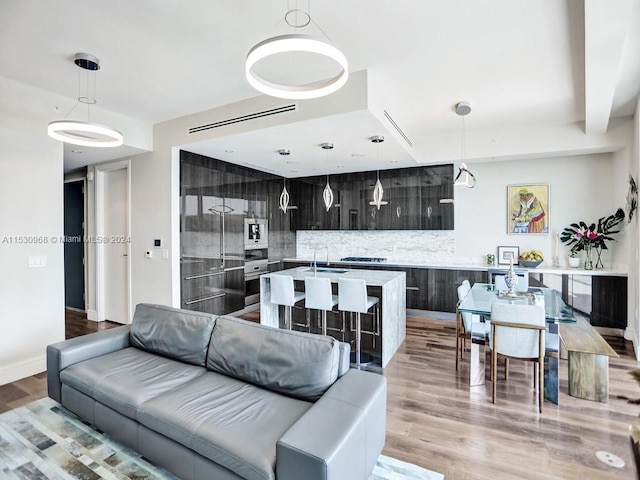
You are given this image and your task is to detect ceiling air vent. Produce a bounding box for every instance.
[383,109,413,148]
[188,103,297,135]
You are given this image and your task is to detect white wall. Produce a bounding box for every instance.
[455,153,629,268]
[0,77,65,385]
[628,97,640,357]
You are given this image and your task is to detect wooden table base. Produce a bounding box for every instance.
[568,351,609,402]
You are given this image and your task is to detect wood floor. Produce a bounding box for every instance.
[1,309,639,479]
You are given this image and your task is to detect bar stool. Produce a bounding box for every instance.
[270,275,305,330]
[338,278,379,368]
[304,277,339,337]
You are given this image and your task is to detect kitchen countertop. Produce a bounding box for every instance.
[281,258,628,277]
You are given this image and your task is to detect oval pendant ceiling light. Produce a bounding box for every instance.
[245,7,348,100]
[48,53,123,148]
[368,135,388,210]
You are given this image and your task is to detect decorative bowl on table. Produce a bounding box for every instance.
[519,259,543,268]
[518,250,543,268]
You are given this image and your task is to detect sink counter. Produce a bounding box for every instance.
[260,267,406,368]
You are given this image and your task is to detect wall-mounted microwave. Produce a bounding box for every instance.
[244,218,268,250]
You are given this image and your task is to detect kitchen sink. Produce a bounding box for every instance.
[301,267,349,274]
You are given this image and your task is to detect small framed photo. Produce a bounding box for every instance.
[497,246,519,265]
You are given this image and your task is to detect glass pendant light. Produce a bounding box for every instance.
[368,136,388,209]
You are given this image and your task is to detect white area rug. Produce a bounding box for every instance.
[0,397,444,480]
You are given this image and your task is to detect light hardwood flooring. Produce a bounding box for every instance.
[1,309,639,479]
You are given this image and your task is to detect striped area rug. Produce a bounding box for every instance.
[0,397,444,480]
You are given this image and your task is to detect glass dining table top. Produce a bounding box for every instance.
[458,283,576,324]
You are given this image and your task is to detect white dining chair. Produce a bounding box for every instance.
[490,302,546,413]
[456,280,490,370]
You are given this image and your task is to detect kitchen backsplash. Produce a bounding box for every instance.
[296,230,455,263]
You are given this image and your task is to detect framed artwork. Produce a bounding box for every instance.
[497,246,519,265]
[507,183,549,234]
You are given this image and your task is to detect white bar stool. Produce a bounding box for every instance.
[338,278,379,368]
[304,277,339,337]
[270,275,305,330]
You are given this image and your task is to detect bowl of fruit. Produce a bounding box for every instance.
[519,250,543,268]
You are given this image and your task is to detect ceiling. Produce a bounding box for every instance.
[1,0,639,175]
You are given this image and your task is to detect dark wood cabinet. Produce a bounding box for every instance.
[288,165,453,231]
[180,150,295,316]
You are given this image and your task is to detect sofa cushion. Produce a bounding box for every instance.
[60,347,205,418]
[206,316,340,401]
[138,372,312,480]
[130,303,216,367]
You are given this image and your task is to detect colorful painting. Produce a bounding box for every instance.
[507,184,549,235]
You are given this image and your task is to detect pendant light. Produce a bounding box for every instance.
[453,101,476,188]
[279,178,290,213]
[245,4,348,100]
[368,135,388,209]
[48,53,123,148]
[320,142,334,211]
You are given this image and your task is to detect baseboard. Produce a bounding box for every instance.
[65,306,85,313]
[86,309,98,321]
[0,355,46,386]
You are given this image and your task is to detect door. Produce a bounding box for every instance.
[103,167,129,323]
[64,181,85,310]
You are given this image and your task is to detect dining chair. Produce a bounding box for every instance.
[494,273,529,293]
[490,302,546,413]
[456,280,489,370]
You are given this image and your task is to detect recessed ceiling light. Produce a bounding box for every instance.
[224,148,235,153]
[337,165,344,168]
[71,149,83,154]
[351,153,365,158]
[291,170,298,173]
[286,161,299,165]
[390,160,398,163]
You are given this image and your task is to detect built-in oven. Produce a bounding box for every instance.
[244,218,268,250]
[244,247,269,306]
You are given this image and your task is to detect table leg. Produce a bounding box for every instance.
[544,356,559,405]
[470,328,486,387]
[568,352,609,402]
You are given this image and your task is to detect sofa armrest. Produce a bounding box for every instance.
[276,369,386,480]
[46,325,131,402]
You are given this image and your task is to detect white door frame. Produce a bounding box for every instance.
[95,160,132,323]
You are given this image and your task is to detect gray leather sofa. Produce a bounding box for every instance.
[47,303,386,480]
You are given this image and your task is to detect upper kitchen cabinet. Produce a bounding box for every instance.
[420,165,454,230]
[289,176,341,231]
[289,164,453,231]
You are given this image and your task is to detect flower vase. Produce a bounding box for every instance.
[595,246,604,269]
[504,259,519,296]
[584,244,593,270]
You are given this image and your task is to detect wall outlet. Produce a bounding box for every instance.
[28,255,47,268]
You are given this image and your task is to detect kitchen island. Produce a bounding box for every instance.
[260,266,406,368]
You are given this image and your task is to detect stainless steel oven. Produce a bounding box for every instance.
[244,259,268,306]
[244,247,269,306]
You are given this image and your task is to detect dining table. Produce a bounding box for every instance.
[457,283,577,404]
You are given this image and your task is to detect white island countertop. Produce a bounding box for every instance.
[260,266,406,368]
[281,258,627,277]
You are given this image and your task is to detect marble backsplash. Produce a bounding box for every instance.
[296,230,456,264]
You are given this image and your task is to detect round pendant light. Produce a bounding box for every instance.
[47,53,123,148]
[246,34,348,100]
[47,120,123,148]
